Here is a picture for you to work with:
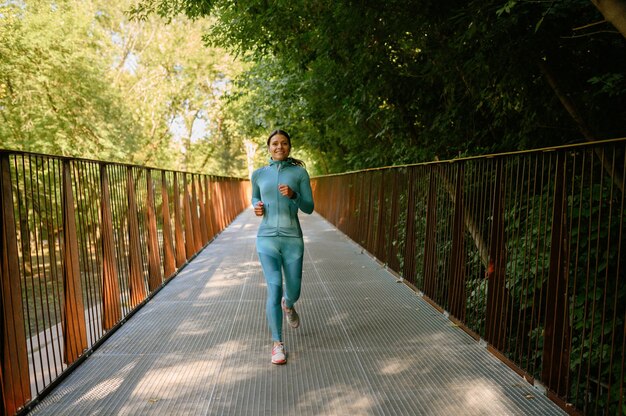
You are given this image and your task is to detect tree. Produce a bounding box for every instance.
[0,0,143,159]
[592,0,626,38]
[130,0,626,174]
[1,0,249,176]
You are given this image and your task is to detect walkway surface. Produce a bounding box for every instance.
[29,209,566,416]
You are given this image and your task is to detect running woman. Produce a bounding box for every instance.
[251,129,314,365]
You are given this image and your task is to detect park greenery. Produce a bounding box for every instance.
[0,0,250,176]
[131,0,626,175]
[2,0,625,176]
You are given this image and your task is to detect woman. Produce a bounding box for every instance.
[251,129,314,365]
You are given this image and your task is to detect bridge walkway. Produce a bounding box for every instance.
[29,209,565,415]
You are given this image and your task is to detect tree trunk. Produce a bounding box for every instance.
[539,60,625,193]
[591,0,626,39]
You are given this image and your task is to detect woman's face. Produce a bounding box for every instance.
[268,133,291,161]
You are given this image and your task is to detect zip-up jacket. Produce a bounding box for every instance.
[251,158,314,237]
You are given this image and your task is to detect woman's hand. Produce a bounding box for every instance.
[278,184,294,198]
[254,201,264,216]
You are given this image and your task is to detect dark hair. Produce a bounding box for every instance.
[267,129,305,167]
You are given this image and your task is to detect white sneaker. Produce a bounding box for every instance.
[281,297,300,329]
[271,343,287,365]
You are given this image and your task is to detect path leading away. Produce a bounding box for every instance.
[30,209,565,415]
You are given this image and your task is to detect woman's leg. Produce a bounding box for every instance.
[256,237,283,342]
[281,237,304,309]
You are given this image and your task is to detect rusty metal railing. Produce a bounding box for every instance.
[311,138,625,415]
[0,150,250,415]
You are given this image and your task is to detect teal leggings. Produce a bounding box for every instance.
[256,236,304,342]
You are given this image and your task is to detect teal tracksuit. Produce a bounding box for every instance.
[251,158,314,342]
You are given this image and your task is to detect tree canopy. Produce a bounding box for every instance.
[1,0,249,176]
[132,0,626,174]
[2,0,625,175]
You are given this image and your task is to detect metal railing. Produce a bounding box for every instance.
[0,150,250,415]
[311,138,625,415]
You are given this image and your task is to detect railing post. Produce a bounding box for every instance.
[375,171,387,261]
[423,168,438,298]
[190,175,202,251]
[224,179,232,225]
[358,173,368,247]
[203,177,215,241]
[100,164,122,331]
[172,172,186,267]
[208,179,218,237]
[126,167,146,308]
[197,175,209,245]
[1,154,31,415]
[183,174,195,258]
[346,176,353,240]
[146,170,162,292]
[542,153,571,396]
[221,179,228,227]
[339,175,345,233]
[366,173,376,253]
[161,172,176,278]
[402,167,417,284]
[362,172,374,253]
[213,179,225,231]
[387,170,401,271]
[486,159,508,350]
[61,160,88,364]
[448,165,467,320]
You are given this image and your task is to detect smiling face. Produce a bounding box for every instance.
[268,133,291,161]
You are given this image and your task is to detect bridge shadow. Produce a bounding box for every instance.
[29,209,565,415]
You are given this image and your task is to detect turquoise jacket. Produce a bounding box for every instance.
[251,158,314,237]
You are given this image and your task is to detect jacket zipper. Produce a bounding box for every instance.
[276,163,281,235]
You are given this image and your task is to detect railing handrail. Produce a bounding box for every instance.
[312,137,626,178]
[0,148,248,180]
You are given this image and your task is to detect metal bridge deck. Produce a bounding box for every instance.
[29,209,565,415]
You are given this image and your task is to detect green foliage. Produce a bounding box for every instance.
[588,73,626,98]
[0,0,248,176]
[0,0,142,158]
[6,0,624,175]
[131,0,626,174]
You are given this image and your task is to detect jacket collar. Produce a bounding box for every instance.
[269,158,293,167]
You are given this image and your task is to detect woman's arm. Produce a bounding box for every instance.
[251,170,261,207]
[294,169,314,214]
